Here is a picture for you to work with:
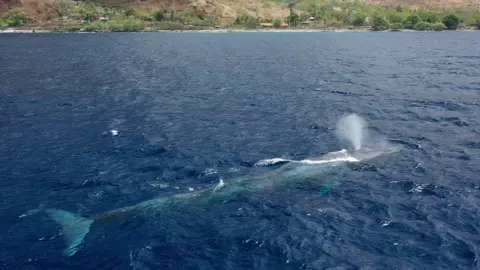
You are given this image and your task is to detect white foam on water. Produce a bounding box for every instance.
[299,156,359,164]
[149,182,169,188]
[228,168,240,173]
[254,149,360,167]
[409,184,425,193]
[381,220,391,227]
[18,204,44,218]
[254,158,293,166]
[202,168,218,176]
[213,179,225,191]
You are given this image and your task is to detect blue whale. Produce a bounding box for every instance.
[46,146,399,256]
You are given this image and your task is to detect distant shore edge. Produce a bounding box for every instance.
[1,27,478,33]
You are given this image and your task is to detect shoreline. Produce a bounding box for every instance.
[0,27,478,33]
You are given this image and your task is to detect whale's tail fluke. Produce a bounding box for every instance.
[46,209,93,257]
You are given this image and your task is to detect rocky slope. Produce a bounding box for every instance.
[1,0,478,23]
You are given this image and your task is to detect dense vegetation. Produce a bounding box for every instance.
[231,2,478,31]
[291,0,479,31]
[0,9,26,26]
[1,0,479,31]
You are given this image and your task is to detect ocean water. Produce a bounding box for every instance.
[0,32,479,269]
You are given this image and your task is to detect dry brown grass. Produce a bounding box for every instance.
[110,0,290,20]
[2,0,479,24]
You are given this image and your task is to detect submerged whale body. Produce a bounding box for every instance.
[45,146,399,257]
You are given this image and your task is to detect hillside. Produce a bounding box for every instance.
[2,0,479,23]
[1,0,291,23]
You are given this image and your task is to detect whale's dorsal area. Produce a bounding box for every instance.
[305,149,357,164]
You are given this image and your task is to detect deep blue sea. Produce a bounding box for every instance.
[0,32,479,270]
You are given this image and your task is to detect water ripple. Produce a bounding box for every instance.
[0,32,479,269]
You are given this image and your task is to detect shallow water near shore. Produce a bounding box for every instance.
[0,32,479,269]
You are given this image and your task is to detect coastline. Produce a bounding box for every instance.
[0,26,478,33]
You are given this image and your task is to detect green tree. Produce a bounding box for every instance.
[475,14,480,24]
[331,10,345,22]
[413,21,432,31]
[136,10,154,21]
[313,12,325,22]
[465,13,479,25]
[341,11,354,25]
[452,7,471,24]
[84,13,93,22]
[153,10,165,21]
[287,12,299,27]
[73,4,96,21]
[386,11,406,24]
[1,8,26,26]
[125,8,136,17]
[372,15,389,31]
[431,22,447,31]
[403,13,422,29]
[273,18,281,28]
[442,13,460,29]
[412,21,446,31]
[417,10,440,23]
[352,13,366,26]
[234,14,259,29]
[299,13,309,22]
[390,22,403,31]
[474,14,480,29]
